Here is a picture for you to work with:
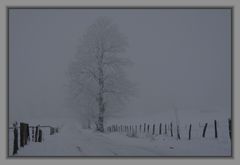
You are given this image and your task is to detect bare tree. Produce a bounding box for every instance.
[69,17,135,132]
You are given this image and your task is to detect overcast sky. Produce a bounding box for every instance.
[9,9,231,123]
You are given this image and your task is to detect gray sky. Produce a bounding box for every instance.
[9,9,231,122]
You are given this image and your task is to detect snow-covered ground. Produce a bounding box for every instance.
[9,117,231,156]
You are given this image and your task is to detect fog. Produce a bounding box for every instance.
[9,9,231,123]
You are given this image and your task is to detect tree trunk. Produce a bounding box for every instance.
[97,52,105,132]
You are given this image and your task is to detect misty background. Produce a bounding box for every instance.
[9,9,231,124]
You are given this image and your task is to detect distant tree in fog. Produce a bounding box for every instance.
[69,17,135,132]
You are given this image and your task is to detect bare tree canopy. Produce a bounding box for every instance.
[69,17,135,132]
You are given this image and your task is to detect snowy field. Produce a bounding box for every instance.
[8,116,231,157]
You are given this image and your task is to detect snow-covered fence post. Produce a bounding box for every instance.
[177,125,181,140]
[188,124,192,140]
[170,122,173,137]
[159,123,162,135]
[132,125,134,133]
[202,123,208,138]
[214,120,218,138]
[152,124,155,135]
[228,118,231,140]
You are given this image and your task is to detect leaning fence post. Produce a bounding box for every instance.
[177,125,181,140]
[202,123,208,138]
[228,118,232,140]
[214,120,218,138]
[188,124,192,140]
[35,125,39,142]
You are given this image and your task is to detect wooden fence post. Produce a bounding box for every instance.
[26,124,29,144]
[177,125,181,140]
[170,122,173,137]
[164,124,167,135]
[159,123,162,135]
[144,123,146,133]
[32,127,35,142]
[152,124,155,135]
[139,124,142,133]
[147,124,150,133]
[38,129,42,142]
[35,125,39,142]
[228,118,232,140]
[188,124,192,140]
[20,123,24,147]
[202,123,208,138]
[12,122,19,155]
[214,120,218,138]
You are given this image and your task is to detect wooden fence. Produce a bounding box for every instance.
[106,119,232,140]
[9,122,59,155]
